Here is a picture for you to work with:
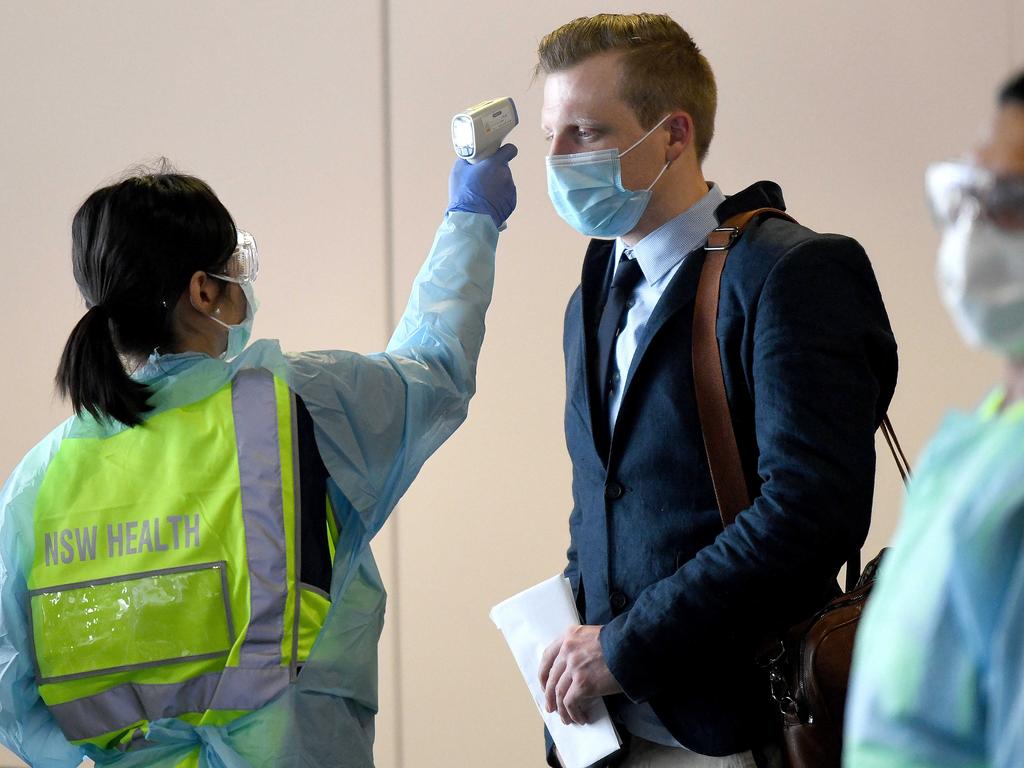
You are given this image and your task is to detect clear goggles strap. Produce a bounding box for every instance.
[213,229,260,285]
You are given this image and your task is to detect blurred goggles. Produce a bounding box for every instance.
[926,161,1024,231]
[211,229,260,285]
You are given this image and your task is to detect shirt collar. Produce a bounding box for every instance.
[616,182,726,286]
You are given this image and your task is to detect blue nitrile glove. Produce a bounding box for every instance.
[447,143,518,229]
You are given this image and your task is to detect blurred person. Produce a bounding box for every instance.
[845,71,1024,768]
[533,13,898,768]
[0,146,516,768]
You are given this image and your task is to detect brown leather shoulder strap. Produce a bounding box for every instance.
[879,414,911,485]
[693,207,910,591]
[693,207,794,527]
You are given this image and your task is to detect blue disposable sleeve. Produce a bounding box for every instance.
[0,428,85,768]
[285,211,498,540]
[950,490,1024,768]
[842,411,1018,768]
[987,542,1024,767]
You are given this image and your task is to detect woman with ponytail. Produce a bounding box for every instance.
[0,147,516,767]
[54,172,240,428]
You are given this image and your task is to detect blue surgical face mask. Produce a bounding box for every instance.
[201,280,258,360]
[546,114,672,239]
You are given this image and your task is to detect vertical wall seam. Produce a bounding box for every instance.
[379,0,404,766]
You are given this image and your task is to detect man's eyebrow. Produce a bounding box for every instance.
[540,117,606,132]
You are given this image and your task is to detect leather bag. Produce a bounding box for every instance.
[691,208,911,768]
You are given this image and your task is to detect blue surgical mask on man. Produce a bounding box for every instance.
[546,114,672,239]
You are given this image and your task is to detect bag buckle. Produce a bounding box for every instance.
[704,226,741,252]
[758,640,803,719]
[756,639,786,669]
[769,667,801,719]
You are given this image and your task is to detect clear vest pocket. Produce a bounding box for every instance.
[31,561,234,683]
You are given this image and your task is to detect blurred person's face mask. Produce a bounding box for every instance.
[546,114,672,239]
[927,161,1024,357]
[199,229,261,360]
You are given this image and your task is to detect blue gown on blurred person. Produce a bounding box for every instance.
[845,72,1024,768]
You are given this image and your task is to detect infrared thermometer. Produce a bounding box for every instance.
[452,97,518,163]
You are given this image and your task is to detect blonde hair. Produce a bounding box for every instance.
[537,13,717,162]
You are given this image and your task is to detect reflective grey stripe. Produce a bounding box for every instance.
[232,368,288,668]
[48,667,290,742]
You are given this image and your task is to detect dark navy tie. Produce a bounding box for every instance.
[596,251,644,413]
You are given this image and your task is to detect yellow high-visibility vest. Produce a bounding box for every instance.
[28,368,332,754]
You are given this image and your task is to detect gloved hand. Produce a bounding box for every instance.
[447,143,518,230]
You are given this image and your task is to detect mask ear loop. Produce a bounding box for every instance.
[618,114,674,193]
[645,160,672,192]
[189,273,236,331]
[618,113,673,159]
[191,294,233,331]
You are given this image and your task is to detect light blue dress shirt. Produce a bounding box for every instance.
[604,183,726,748]
[607,183,725,435]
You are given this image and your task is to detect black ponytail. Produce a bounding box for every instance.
[55,161,237,426]
[56,305,153,427]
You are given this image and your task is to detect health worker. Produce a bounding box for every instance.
[0,145,517,768]
[845,71,1024,768]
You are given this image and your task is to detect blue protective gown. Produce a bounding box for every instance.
[0,211,498,768]
[845,390,1024,768]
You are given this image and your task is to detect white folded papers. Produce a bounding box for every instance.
[490,575,621,768]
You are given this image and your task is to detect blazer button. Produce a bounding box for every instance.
[605,481,624,500]
[610,591,628,612]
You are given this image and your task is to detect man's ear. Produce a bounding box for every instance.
[665,111,694,163]
[188,271,223,314]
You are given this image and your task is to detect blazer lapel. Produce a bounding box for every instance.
[579,239,615,461]
[611,180,789,448]
[617,244,706,416]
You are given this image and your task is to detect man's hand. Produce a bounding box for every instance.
[539,625,623,725]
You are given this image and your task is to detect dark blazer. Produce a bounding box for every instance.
[558,182,898,758]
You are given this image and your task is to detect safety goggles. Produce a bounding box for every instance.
[211,229,260,285]
[926,161,1024,231]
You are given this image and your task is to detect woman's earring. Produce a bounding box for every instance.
[213,307,222,316]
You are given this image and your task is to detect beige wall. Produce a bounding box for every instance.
[1,1,1021,766]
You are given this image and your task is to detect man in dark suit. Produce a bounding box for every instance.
[535,13,898,768]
